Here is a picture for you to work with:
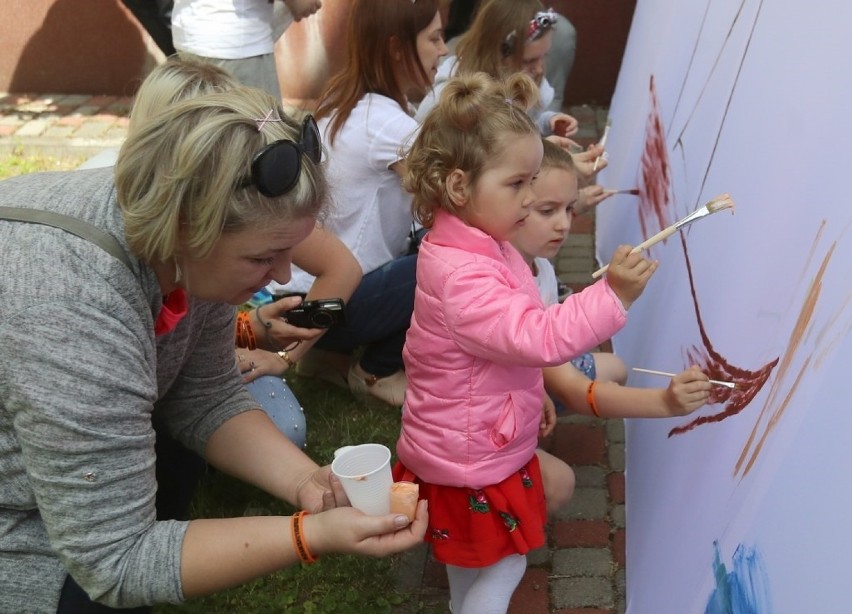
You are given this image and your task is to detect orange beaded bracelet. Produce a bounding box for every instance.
[290,511,318,564]
[586,380,601,418]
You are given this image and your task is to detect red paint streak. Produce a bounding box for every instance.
[667,236,778,437]
[638,76,673,242]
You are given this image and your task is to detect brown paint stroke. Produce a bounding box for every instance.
[638,75,672,241]
[734,241,836,477]
[667,236,778,438]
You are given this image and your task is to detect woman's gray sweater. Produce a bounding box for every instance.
[0,167,259,611]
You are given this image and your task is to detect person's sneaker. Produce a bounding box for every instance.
[295,348,351,389]
[347,364,407,407]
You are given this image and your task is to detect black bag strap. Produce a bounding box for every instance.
[0,206,133,269]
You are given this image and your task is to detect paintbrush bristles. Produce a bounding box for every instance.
[707,192,736,214]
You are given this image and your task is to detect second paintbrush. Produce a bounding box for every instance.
[632,367,738,390]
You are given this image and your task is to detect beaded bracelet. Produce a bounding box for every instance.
[586,380,601,418]
[291,511,318,564]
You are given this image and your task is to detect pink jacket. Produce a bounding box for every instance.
[396,210,628,489]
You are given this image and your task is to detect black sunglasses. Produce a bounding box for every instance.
[242,114,322,197]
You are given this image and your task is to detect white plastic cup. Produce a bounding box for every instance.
[331,443,393,515]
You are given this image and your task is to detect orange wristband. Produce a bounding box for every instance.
[290,511,317,564]
[586,380,601,418]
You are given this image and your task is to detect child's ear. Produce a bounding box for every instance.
[446,169,470,207]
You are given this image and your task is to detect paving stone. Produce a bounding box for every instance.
[508,568,550,614]
[551,423,607,466]
[15,120,50,136]
[44,126,76,138]
[552,520,610,548]
[73,121,113,139]
[574,465,607,488]
[553,548,613,576]
[527,545,551,566]
[607,472,625,505]
[611,504,625,530]
[559,487,608,520]
[608,443,625,472]
[612,529,626,569]
[606,419,625,443]
[551,577,614,610]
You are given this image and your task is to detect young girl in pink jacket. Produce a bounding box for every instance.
[394,72,658,613]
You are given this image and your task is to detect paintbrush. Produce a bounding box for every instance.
[592,192,735,278]
[592,119,611,172]
[604,188,640,196]
[632,367,739,390]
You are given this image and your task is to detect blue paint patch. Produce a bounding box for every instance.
[705,540,772,614]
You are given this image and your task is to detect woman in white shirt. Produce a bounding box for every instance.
[289,0,447,407]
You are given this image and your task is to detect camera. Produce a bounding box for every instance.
[283,298,346,329]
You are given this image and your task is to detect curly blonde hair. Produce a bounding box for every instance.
[405,72,540,228]
[115,86,327,263]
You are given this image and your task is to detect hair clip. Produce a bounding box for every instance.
[254,109,285,132]
[526,8,558,44]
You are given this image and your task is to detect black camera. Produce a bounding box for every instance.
[283,298,346,329]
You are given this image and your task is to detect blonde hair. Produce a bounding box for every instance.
[128,57,239,133]
[115,86,327,263]
[540,138,576,173]
[456,0,545,78]
[405,72,539,228]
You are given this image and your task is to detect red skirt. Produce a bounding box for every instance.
[393,455,546,568]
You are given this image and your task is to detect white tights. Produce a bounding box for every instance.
[446,554,527,614]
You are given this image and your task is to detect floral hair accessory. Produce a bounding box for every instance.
[501,9,559,57]
[526,9,559,44]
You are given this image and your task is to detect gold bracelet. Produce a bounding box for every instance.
[277,350,297,370]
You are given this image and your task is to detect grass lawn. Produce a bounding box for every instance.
[1,149,437,613]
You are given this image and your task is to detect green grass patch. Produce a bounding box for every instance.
[152,375,426,613]
[0,145,86,178]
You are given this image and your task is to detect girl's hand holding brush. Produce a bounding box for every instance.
[570,143,608,182]
[663,366,713,416]
[576,185,616,215]
[604,245,658,310]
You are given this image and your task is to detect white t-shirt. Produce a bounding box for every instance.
[171,0,276,59]
[283,94,419,293]
[533,257,560,306]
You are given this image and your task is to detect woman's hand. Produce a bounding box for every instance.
[663,366,712,416]
[251,296,325,352]
[303,499,429,558]
[236,348,290,382]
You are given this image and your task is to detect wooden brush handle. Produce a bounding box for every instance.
[591,224,678,278]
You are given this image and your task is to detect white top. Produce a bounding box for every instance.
[415,56,557,135]
[171,0,276,59]
[533,257,560,306]
[283,94,419,293]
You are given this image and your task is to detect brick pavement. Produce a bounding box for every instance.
[0,94,624,613]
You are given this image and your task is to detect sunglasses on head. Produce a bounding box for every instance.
[241,114,322,198]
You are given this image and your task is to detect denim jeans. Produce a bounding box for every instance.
[315,253,417,377]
